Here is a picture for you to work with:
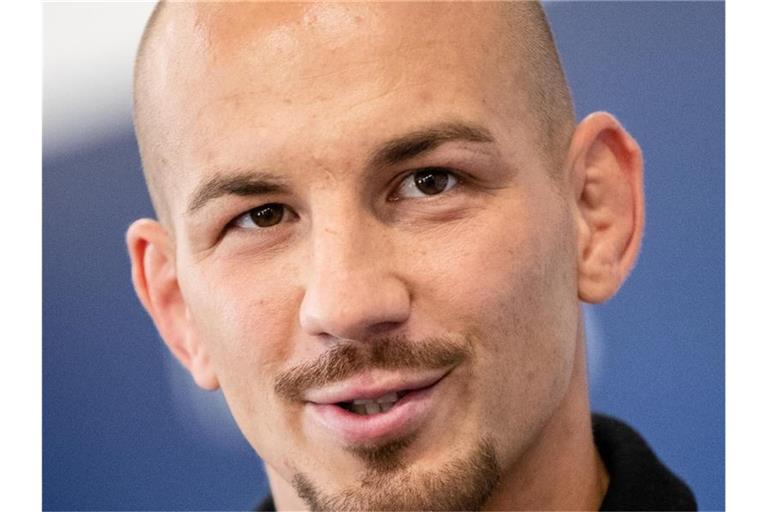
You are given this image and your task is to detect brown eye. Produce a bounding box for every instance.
[396,168,458,198]
[235,203,285,229]
[414,169,450,195]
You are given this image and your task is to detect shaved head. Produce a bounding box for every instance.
[133,1,574,226]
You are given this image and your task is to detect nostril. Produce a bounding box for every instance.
[298,273,411,340]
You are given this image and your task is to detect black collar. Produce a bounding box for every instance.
[593,413,696,511]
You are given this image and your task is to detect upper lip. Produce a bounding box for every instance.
[304,367,451,405]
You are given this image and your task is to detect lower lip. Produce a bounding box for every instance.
[305,381,442,445]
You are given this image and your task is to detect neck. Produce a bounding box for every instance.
[482,326,608,511]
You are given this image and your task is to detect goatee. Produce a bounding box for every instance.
[292,437,501,511]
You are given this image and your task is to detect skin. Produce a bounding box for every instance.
[127,3,644,510]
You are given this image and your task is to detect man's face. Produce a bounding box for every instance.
[153,3,581,509]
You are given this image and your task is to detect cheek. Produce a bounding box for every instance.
[189,266,296,364]
[179,258,304,440]
[415,198,577,335]
[410,193,580,433]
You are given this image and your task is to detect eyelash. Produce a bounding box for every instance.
[389,167,461,201]
[229,203,293,231]
[226,167,463,232]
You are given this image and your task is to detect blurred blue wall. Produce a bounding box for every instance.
[43,2,724,510]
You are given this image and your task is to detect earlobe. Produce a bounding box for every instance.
[126,219,220,390]
[567,112,645,304]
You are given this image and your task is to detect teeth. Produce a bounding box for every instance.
[377,392,399,404]
[346,391,401,415]
[352,392,399,405]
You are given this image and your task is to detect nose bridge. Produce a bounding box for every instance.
[314,205,376,277]
[299,202,411,340]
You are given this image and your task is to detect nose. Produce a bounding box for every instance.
[299,219,411,341]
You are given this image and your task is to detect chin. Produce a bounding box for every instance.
[290,435,502,512]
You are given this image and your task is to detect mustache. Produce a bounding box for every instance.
[274,336,471,402]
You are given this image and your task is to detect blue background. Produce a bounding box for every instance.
[43,2,724,510]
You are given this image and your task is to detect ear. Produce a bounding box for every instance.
[566,112,645,304]
[126,219,219,390]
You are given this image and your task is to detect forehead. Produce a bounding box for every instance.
[150,2,533,208]
[170,2,513,66]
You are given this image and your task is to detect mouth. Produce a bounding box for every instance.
[303,368,452,444]
[335,390,407,415]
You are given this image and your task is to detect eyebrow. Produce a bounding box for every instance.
[368,121,495,169]
[187,170,288,215]
[186,121,495,215]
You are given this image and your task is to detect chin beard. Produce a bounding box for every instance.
[292,437,501,511]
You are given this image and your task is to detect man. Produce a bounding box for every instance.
[126,1,696,510]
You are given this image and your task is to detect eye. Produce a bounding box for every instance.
[233,203,285,229]
[395,167,458,199]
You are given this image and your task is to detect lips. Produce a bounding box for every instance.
[305,368,447,405]
[303,368,451,444]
